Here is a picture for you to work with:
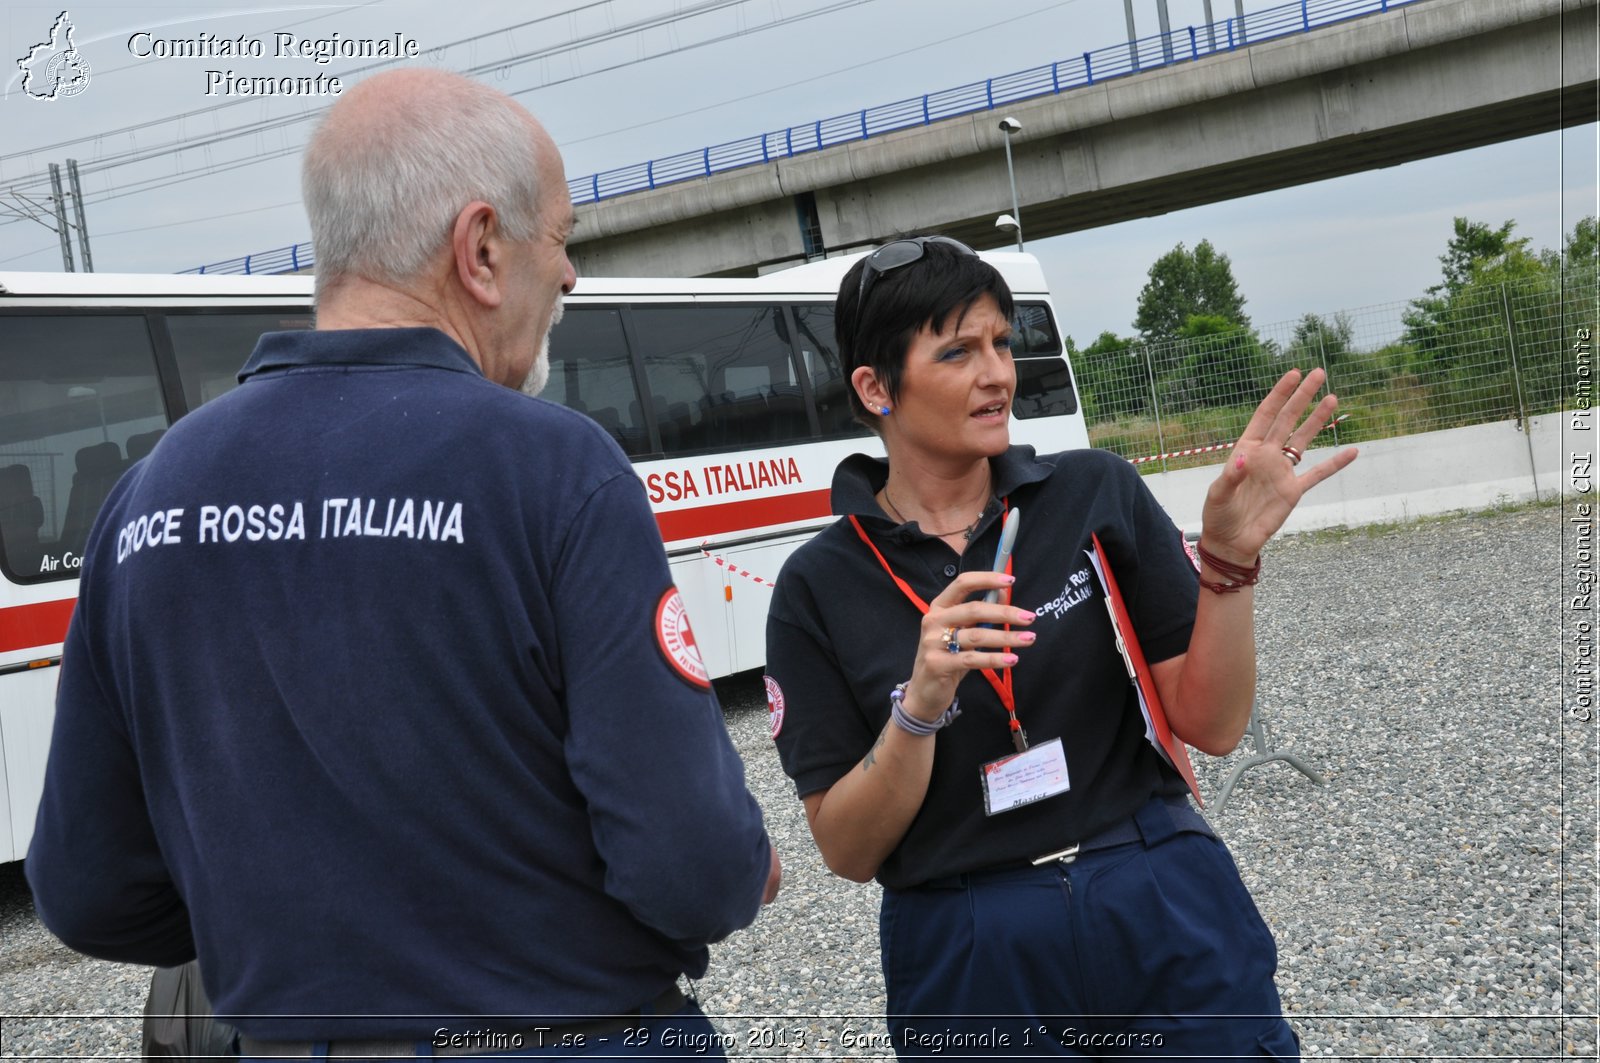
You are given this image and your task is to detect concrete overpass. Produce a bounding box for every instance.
[568,0,1598,278]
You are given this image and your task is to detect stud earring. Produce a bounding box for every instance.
[878,405,891,416]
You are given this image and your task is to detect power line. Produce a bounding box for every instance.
[103,198,302,235]
[9,0,1093,267]
[4,0,1081,265]
[0,198,302,265]
[5,0,881,209]
[0,242,61,266]
[506,0,872,100]
[0,0,754,176]
[557,0,1085,148]
[70,0,760,180]
[0,147,303,229]
[0,0,617,163]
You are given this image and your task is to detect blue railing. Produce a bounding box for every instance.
[183,242,310,276]
[182,0,1417,276]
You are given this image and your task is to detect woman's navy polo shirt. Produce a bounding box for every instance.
[766,445,1199,890]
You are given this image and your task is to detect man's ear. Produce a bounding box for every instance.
[451,201,503,309]
[851,365,888,412]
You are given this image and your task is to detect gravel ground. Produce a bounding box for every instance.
[2,503,1595,1059]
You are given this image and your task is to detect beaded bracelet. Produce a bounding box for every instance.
[889,682,961,736]
[1195,541,1262,594]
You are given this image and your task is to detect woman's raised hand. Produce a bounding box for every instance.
[1199,368,1358,564]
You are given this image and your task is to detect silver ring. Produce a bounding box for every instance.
[941,627,961,654]
[1281,444,1303,466]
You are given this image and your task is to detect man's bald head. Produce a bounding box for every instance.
[302,69,556,300]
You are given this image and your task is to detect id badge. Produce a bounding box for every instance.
[980,737,1070,816]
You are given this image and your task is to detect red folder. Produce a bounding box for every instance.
[1087,532,1203,806]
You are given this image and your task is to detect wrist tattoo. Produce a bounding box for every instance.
[862,725,889,771]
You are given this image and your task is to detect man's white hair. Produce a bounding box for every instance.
[303,71,544,298]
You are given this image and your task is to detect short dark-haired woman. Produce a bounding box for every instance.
[766,237,1354,1059]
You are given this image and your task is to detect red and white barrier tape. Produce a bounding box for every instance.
[1128,414,1348,467]
[1130,441,1232,465]
[700,544,777,589]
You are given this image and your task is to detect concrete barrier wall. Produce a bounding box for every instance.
[1143,413,1568,534]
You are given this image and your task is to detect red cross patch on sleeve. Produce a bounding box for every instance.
[654,586,711,690]
[764,675,785,739]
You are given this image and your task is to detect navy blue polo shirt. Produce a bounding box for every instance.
[28,328,772,1040]
[766,446,1198,890]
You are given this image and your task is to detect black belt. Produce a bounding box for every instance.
[914,794,1213,890]
[237,984,686,1060]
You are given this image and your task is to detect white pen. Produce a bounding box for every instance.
[982,506,1020,607]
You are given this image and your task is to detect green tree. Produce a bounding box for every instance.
[1393,220,1561,424]
[1133,240,1249,343]
[1285,312,1355,378]
[1399,292,1449,354]
[1155,314,1275,413]
[1563,215,1598,267]
[1288,312,1353,358]
[1404,217,1531,351]
[1436,218,1528,293]
[1426,246,1553,423]
[1073,330,1148,418]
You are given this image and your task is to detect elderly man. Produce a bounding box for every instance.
[26,68,779,1060]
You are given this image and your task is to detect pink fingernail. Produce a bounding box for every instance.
[1235,455,1245,470]
[1002,654,1019,665]
[1015,610,1036,621]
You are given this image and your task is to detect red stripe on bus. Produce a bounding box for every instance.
[0,492,832,654]
[654,489,832,543]
[0,597,76,656]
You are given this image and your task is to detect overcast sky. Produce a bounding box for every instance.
[2,0,1594,346]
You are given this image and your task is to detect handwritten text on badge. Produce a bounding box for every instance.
[980,737,1070,815]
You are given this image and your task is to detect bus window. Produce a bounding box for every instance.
[1009,303,1078,419]
[165,311,313,410]
[792,304,867,440]
[1013,359,1079,419]
[0,314,167,583]
[632,305,814,455]
[544,307,647,456]
[1010,303,1061,356]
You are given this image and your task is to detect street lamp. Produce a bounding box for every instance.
[67,385,108,442]
[998,116,1023,251]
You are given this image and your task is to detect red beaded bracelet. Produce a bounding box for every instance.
[1195,541,1261,594]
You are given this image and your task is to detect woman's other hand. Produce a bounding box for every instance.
[1199,368,1358,564]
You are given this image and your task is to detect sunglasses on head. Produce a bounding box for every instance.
[855,236,978,312]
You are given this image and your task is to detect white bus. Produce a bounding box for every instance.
[0,252,1085,862]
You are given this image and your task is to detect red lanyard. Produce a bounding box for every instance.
[848,505,1022,743]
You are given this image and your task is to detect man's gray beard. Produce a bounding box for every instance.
[519,298,563,398]
[519,335,551,397]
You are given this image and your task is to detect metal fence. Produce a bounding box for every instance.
[1084,266,1598,472]
[182,0,1423,277]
